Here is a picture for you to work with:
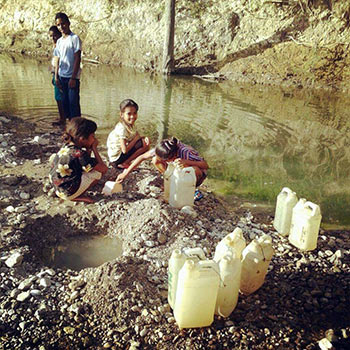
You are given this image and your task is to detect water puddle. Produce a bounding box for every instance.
[48,235,122,271]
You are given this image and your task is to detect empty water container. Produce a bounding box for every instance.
[174,259,220,329]
[240,234,275,295]
[274,187,298,236]
[169,166,196,208]
[289,199,322,251]
[214,227,246,262]
[215,253,241,317]
[168,247,206,309]
[163,162,175,202]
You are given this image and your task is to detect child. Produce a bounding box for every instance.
[54,12,82,120]
[116,137,208,200]
[107,99,150,169]
[49,25,65,125]
[49,117,108,203]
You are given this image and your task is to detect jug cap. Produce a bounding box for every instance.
[171,249,183,259]
[183,259,195,270]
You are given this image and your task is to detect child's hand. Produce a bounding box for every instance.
[92,138,99,148]
[69,78,77,88]
[116,172,126,183]
[174,158,187,168]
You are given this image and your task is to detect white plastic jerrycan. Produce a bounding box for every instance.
[169,166,196,208]
[240,234,275,295]
[215,252,241,317]
[274,187,298,236]
[289,199,322,251]
[168,247,206,309]
[163,162,175,202]
[214,227,246,262]
[174,259,220,329]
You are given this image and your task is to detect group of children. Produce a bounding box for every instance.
[48,13,208,203]
[49,99,208,203]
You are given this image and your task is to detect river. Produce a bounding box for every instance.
[1,53,350,227]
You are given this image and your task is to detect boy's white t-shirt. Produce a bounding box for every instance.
[107,122,138,162]
[56,32,82,79]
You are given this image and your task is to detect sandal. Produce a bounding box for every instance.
[194,189,203,202]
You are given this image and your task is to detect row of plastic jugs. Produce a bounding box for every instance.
[273,187,322,251]
[163,162,196,208]
[168,228,275,329]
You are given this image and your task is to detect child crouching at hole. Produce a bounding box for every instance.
[49,117,108,203]
[116,137,209,201]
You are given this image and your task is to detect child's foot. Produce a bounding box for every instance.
[194,189,203,202]
[72,195,95,203]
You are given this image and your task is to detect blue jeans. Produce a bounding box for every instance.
[58,76,81,120]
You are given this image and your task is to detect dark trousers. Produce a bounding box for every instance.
[59,77,81,120]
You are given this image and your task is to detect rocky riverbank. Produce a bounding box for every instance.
[1,0,350,92]
[0,114,350,349]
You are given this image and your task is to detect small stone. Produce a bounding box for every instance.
[18,277,35,290]
[15,206,27,213]
[334,250,343,259]
[140,328,148,337]
[5,206,15,213]
[318,337,334,350]
[325,329,337,342]
[5,252,24,267]
[180,206,198,218]
[19,321,27,331]
[157,233,167,244]
[20,192,30,200]
[17,291,31,302]
[63,326,75,335]
[39,277,51,288]
[30,289,41,296]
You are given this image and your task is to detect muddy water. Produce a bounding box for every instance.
[1,53,350,227]
[48,235,122,271]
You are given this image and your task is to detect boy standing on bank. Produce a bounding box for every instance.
[54,12,82,121]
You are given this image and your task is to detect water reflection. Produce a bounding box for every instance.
[1,53,350,226]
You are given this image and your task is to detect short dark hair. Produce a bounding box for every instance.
[55,12,70,23]
[63,117,97,144]
[119,99,139,113]
[49,25,61,36]
[155,137,178,160]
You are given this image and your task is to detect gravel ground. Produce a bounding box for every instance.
[0,114,349,350]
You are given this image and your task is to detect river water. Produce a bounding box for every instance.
[1,53,350,228]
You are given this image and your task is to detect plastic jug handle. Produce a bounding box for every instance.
[304,201,320,216]
[281,187,295,195]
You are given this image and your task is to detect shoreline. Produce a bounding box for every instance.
[0,113,349,349]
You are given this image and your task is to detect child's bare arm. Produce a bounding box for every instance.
[54,58,62,90]
[91,139,108,174]
[174,158,209,170]
[116,150,153,183]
